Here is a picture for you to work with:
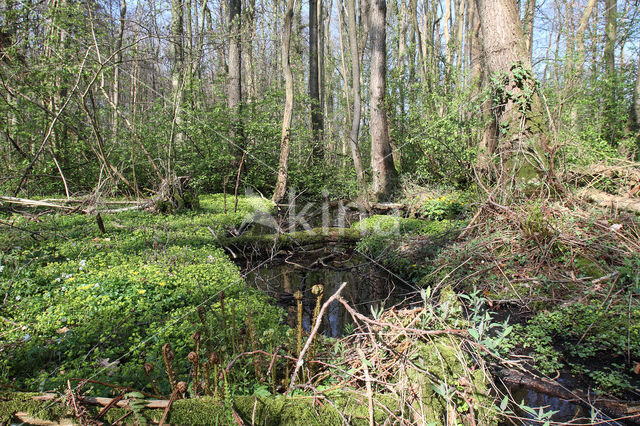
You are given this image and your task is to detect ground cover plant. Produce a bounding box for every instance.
[0,195,290,395]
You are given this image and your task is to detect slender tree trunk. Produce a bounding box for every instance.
[112,0,126,146]
[227,0,243,151]
[409,0,424,81]
[346,0,367,194]
[631,54,640,133]
[273,0,295,203]
[604,0,617,143]
[369,0,397,200]
[443,0,452,69]
[522,0,535,58]
[454,0,465,75]
[309,0,323,159]
[569,0,597,123]
[169,0,184,174]
[243,0,257,101]
[604,0,616,79]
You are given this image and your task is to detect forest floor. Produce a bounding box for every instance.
[0,188,639,424]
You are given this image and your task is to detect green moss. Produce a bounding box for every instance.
[574,255,606,279]
[399,289,495,424]
[0,392,396,425]
[0,393,71,424]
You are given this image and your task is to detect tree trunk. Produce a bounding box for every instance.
[474,0,547,179]
[169,0,184,174]
[346,0,367,194]
[631,54,640,133]
[604,0,616,80]
[522,0,535,58]
[112,0,126,146]
[604,0,617,143]
[454,0,465,76]
[309,0,323,159]
[369,0,397,200]
[272,0,295,203]
[227,0,243,148]
[569,0,597,123]
[242,0,257,101]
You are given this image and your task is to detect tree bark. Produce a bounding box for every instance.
[631,54,640,133]
[272,0,296,204]
[309,0,323,159]
[604,0,617,143]
[168,0,185,179]
[568,0,597,123]
[346,0,367,195]
[522,0,535,58]
[369,0,397,200]
[112,0,126,146]
[227,0,243,148]
[474,0,547,179]
[604,0,616,81]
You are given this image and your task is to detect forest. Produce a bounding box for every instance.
[1,0,640,423]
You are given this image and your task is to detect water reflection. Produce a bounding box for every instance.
[506,384,625,425]
[242,249,407,337]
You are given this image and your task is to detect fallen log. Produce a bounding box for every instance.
[0,195,155,215]
[0,196,76,211]
[578,188,640,214]
[31,393,170,409]
[1,390,395,424]
[217,227,361,257]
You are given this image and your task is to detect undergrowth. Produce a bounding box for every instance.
[421,198,640,398]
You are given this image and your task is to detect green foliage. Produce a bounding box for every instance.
[510,302,640,394]
[491,62,539,117]
[419,194,467,220]
[388,71,482,188]
[353,215,426,235]
[521,200,555,241]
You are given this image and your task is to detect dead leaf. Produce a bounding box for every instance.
[56,327,69,334]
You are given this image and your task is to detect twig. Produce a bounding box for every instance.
[95,392,124,420]
[159,382,186,426]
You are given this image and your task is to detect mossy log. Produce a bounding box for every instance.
[1,391,394,425]
[218,227,361,255]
